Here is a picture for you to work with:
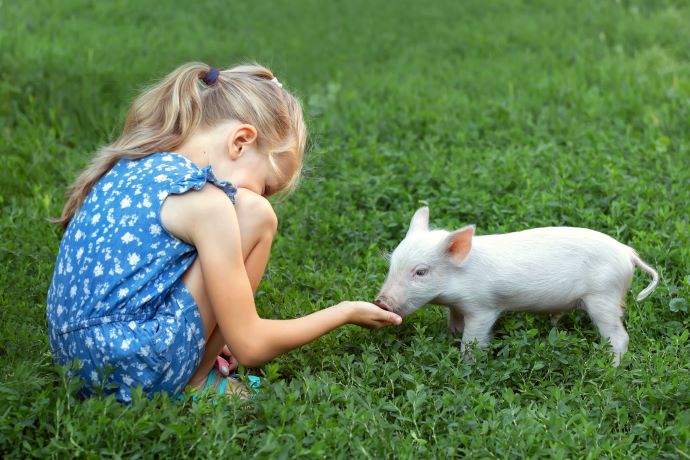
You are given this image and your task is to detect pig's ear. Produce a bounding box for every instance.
[406,207,429,236]
[446,225,475,264]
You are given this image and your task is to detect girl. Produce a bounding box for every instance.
[46,62,402,403]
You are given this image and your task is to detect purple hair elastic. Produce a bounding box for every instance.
[202,67,220,86]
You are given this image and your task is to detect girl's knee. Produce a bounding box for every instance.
[235,189,278,237]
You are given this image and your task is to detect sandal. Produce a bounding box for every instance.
[229,372,261,393]
[201,368,261,398]
[177,368,261,402]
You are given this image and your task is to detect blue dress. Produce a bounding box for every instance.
[46,152,237,402]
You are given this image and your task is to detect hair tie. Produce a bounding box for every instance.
[202,68,220,86]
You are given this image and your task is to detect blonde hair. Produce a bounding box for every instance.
[56,62,307,229]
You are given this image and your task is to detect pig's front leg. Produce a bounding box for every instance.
[447,306,464,338]
[460,309,501,355]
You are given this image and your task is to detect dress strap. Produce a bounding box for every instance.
[202,166,238,205]
[164,151,238,205]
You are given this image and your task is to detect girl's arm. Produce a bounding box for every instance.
[165,185,401,367]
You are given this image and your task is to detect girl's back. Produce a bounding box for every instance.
[47,152,235,401]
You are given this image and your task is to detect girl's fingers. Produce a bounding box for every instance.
[369,304,402,325]
[376,316,401,326]
[343,300,403,329]
[362,301,403,326]
[386,312,403,325]
[220,345,238,371]
[226,354,238,371]
[377,315,402,327]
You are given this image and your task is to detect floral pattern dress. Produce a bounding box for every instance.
[47,152,237,402]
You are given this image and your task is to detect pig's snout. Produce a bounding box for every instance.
[374,295,394,312]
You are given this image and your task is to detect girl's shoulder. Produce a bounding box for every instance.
[161,180,238,245]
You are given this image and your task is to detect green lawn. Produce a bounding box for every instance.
[2,0,690,457]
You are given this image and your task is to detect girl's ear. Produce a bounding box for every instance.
[406,207,429,237]
[228,124,258,160]
[446,225,475,264]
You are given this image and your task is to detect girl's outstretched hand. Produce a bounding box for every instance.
[342,301,403,329]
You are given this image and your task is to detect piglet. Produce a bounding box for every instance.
[375,207,659,366]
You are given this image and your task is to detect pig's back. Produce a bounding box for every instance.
[467,227,635,310]
[476,227,629,255]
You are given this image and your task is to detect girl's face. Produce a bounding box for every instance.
[226,145,292,198]
[216,121,295,197]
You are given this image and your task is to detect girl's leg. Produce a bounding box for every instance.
[183,189,278,388]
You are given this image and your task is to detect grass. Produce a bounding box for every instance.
[1,0,690,457]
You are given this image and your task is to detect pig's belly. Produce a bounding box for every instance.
[490,278,588,312]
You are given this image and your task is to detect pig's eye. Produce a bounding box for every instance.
[414,267,430,277]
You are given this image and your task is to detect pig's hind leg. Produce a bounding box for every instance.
[582,293,629,367]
